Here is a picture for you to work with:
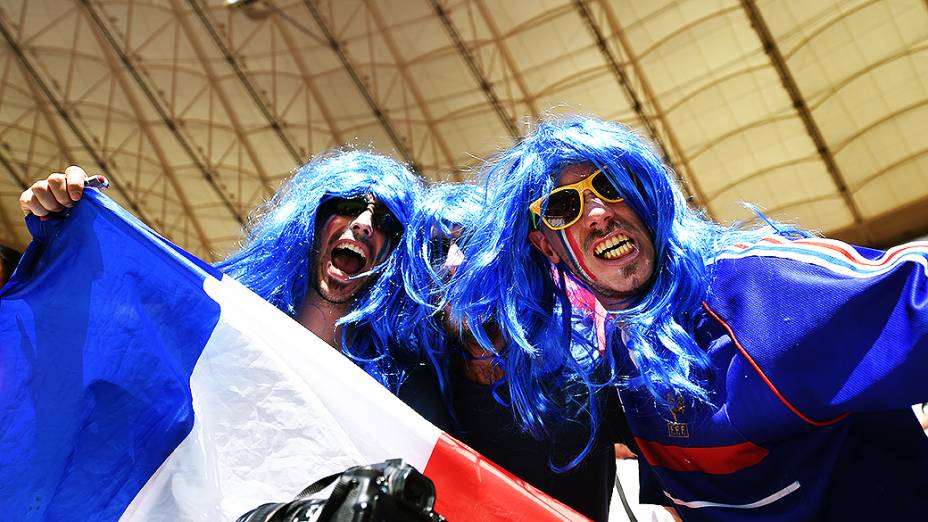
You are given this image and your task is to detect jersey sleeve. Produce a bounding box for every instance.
[708,237,928,422]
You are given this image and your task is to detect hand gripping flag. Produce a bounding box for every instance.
[0,190,586,521]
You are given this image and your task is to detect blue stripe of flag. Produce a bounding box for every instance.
[0,190,222,521]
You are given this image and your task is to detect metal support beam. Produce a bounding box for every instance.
[186,0,303,165]
[78,4,215,255]
[473,0,539,118]
[18,62,80,169]
[0,145,26,247]
[172,0,276,198]
[363,0,459,180]
[270,13,345,145]
[573,0,695,202]
[593,0,712,217]
[740,0,869,240]
[80,0,245,225]
[301,0,420,173]
[429,0,520,139]
[249,0,347,148]
[0,13,150,222]
[0,144,32,246]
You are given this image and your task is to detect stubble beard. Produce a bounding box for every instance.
[577,221,655,305]
[310,228,390,307]
[313,275,356,305]
[622,261,640,280]
[588,260,653,309]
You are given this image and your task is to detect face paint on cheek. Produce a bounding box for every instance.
[556,229,598,284]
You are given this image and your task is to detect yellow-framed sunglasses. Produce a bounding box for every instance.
[529,168,624,230]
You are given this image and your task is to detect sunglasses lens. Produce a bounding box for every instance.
[591,171,622,201]
[333,198,367,216]
[374,209,403,239]
[322,196,402,238]
[543,190,581,229]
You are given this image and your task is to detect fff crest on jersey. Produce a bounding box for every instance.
[666,393,690,438]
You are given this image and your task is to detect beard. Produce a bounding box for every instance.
[312,273,355,304]
[588,260,655,307]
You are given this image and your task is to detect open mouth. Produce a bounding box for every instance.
[330,242,368,276]
[594,233,635,260]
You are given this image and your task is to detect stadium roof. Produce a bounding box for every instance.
[1,0,926,260]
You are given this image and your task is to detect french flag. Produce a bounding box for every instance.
[0,190,584,521]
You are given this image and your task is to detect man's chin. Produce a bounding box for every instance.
[314,276,367,305]
[590,270,655,310]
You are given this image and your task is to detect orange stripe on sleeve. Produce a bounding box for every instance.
[702,302,847,427]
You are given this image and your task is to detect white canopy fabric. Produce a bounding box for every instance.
[1,0,926,260]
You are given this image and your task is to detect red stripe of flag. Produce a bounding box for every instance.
[425,433,588,521]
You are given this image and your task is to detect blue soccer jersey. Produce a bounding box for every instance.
[616,236,928,521]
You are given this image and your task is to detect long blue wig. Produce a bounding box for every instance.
[408,182,607,471]
[402,182,485,310]
[398,182,485,422]
[216,149,423,391]
[450,116,807,441]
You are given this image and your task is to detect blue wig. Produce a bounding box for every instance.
[216,149,422,391]
[398,183,485,419]
[402,182,485,310]
[404,182,604,471]
[450,116,807,439]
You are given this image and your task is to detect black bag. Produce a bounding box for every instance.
[236,459,446,522]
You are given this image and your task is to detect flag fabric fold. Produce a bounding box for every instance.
[0,190,584,521]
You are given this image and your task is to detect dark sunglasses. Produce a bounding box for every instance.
[320,196,404,239]
[528,167,623,230]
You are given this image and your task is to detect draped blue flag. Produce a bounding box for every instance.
[1,189,223,519]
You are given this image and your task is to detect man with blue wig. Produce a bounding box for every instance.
[401,182,630,521]
[450,116,928,521]
[20,152,451,429]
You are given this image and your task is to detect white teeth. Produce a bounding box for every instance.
[594,234,631,256]
[337,243,367,261]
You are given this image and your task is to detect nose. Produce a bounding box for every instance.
[442,242,465,278]
[350,207,375,238]
[583,190,615,230]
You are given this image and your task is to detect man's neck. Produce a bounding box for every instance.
[298,293,350,349]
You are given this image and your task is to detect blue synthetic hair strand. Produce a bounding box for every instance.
[402,182,485,309]
[216,149,423,391]
[398,182,485,424]
[450,115,808,441]
[404,181,604,471]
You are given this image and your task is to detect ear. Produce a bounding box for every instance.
[528,229,561,265]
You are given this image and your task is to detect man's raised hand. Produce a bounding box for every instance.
[19,165,89,217]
